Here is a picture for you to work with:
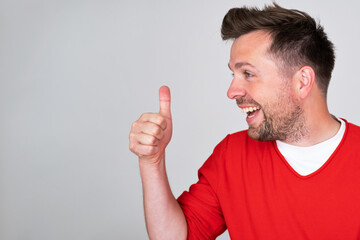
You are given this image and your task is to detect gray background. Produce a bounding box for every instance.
[1,0,359,239]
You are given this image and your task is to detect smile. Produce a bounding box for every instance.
[240,106,262,120]
[241,106,261,113]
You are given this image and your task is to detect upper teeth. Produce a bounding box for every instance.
[241,106,260,113]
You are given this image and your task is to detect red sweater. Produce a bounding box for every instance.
[178,120,360,239]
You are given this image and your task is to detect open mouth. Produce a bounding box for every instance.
[241,106,261,119]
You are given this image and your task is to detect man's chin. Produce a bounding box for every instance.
[247,127,274,141]
[247,127,261,140]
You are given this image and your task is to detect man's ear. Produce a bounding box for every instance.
[295,66,315,99]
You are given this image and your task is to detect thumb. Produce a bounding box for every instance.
[159,85,171,118]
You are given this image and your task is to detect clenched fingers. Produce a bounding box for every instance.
[139,122,165,140]
[131,114,166,139]
[138,113,167,130]
[129,141,159,157]
[133,132,159,146]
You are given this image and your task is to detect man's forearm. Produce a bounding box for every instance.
[130,87,187,239]
[140,158,187,240]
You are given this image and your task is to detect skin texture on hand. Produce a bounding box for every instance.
[129,86,173,165]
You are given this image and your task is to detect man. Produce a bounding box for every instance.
[129,4,360,239]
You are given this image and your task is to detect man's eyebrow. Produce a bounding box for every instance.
[228,62,256,70]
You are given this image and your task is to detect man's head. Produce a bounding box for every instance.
[223,4,335,142]
[222,3,335,96]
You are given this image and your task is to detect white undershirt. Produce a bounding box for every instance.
[276,118,345,176]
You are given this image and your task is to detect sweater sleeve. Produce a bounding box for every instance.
[177,137,229,239]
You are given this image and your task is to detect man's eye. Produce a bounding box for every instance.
[244,72,253,78]
[231,72,253,78]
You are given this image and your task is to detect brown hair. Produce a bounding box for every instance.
[221,4,335,96]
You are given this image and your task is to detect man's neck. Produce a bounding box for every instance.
[283,95,341,147]
[283,114,340,147]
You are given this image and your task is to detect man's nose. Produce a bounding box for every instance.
[227,78,246,99]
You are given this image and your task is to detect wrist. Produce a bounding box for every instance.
[139,153,166,170]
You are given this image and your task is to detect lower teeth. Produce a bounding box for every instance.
[247,110,258,119]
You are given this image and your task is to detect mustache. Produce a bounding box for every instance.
[236,98,260,106]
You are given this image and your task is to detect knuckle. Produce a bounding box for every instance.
[129,132,135,139]
[129,143,136,152]
[140,112,153,120]
[155,115,164,124]
[129,132,138,143]
[147,146,158,155]
[139,113,149,121]
[131,121,137,129]
[150,136,157,145]
[152,126,161,136]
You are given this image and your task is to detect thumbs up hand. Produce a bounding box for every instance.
[129,86,173,165]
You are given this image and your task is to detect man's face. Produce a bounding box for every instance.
[227,30,304,142]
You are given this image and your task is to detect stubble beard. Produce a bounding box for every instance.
[247,93,308,143]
